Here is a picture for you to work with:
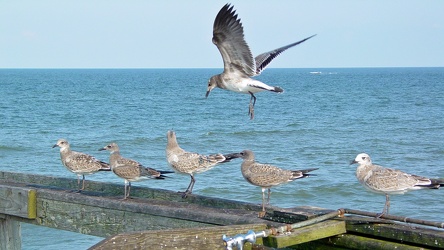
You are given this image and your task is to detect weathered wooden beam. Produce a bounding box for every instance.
[323,234,428,250]
[0,174,271,238]
[345,218,444,249]
[36,189,269,237]
[0,171,262,210]
[265,206,337,223]
[3,171,444,250]
[0,184,36,219]
[90,223,267,250]
[0,216,21,250]
[263,220,346,248]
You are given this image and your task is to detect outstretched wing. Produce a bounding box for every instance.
[255,34,316,75]
[212,4,255,76]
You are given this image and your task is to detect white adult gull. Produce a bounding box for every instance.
[206,3,316,119]
[351,153,444,216]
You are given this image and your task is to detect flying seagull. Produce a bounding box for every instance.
[206,3,316,119]
[351,153,444,217]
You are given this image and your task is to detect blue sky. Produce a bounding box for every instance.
[1,1,443,68]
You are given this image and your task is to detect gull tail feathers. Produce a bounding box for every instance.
[98,161,111,171]
[154,170,175,179]
[428,178,444,189]
[294,168,319,178]
[273,86,284,93]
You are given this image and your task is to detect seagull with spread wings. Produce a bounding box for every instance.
[206,4,316,119]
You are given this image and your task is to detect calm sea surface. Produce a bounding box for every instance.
[1,68,443,249]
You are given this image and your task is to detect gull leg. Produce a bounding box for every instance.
[127,182,132,199]
[123,180,133,200]
[81,175,86,191]
[74,175,84,193]
[77,175,81,191]
[266,188,271,205]
[258,188,266,218]
[248,92,256,120]
[180,174,195,198]
[123,180,128,200]
[377,194,390,218]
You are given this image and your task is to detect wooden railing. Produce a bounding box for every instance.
[1,171,443,250]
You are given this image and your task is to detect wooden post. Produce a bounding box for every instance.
[0,184,36,250]
[0,215,21,250]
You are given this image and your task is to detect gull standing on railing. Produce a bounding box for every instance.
[351,153,444,216]
[53,139,111,192]
[236,149,317,217]
[99,142,173,199]
[166,130,240,198]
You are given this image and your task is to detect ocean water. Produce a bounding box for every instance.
[1,68,443,249]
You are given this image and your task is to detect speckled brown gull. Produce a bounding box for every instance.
[237,150,317,217]
[165,130,239,198]
[351,153,444,216]
[99,143,173,199]
[52,139,110,192]
[206,3,316,119]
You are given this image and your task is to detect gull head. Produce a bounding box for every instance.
[351,153,372,166]
[167,130,177,141]
[166,130,179,148]
[52,138,69,150]
[99,143,119,153]
[238,150,255,161]
[206,76,218,98]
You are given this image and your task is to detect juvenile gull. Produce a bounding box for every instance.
[99,143,173,199]
[166,130,239,198]
[207,3,316,119]
[53,139,111,192]
[237,150,317,217]
[351,153,444,216]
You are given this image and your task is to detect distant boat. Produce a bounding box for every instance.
[310,71,322,74]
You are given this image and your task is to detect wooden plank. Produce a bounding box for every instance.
[346,219,444,248]
[263,220,346,248]
[0,184,36,219]
[90,223,267,250]
[0,180,268,237]
[266,206,337,223]
[3,171,444,250]
[324,234,429,250]
[0,216,22,250]
[0,171,263,211]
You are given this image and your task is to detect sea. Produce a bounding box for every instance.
[0,67,443,249]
